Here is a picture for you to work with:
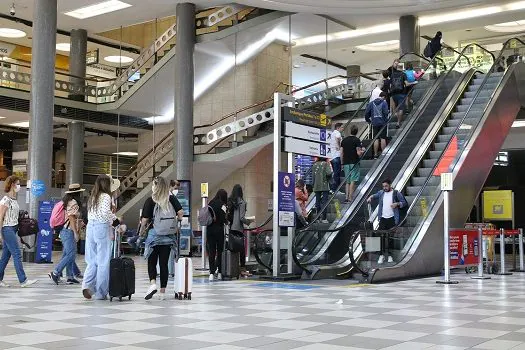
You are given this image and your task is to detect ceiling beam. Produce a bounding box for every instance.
[316,15,356,30]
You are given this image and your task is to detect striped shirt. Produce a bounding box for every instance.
[0,196,19,227]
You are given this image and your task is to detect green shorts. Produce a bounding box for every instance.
[344,163,360,184]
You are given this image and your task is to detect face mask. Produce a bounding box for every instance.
[14,184,20,193]
[171,189,179,196]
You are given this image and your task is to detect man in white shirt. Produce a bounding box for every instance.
[330,123,344,193]
[367,178,408,264]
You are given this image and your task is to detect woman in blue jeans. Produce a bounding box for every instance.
[49,184,85,285]
[82,175,119,300]
[0,176,37,288]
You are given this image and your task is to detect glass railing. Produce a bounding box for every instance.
[292,49,466,272]
[355,39,521,274]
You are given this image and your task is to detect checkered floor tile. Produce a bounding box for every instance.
[0,252,524,349]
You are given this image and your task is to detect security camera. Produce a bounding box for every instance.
[9,3,15,16]
[352,50,356,54]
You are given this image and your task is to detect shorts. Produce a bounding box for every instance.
[392,94,407,113]
[372,125,387,140]
[344,163,360,184]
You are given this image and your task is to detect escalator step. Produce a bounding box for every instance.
[464,89,494,98]
[461,97,490,105]
[456,104,485,112]
[448,118,479,127]
[429,151,442,159]
[412,176,439,187]
[422,159,437,168]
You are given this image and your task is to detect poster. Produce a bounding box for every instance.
[278,172,295,227]
[36,200,56,263]
[483,190,513,221]
[449,229,478,267]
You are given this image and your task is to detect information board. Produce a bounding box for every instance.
[284,138,334,158]
[282,107,331,128]
[449,229,479,267]
[36,200,56,263]
[483,190,513,221]
[277,172,295,227]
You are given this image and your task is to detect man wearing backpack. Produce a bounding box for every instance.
[389,62,409,128]
[365,92,389,159]
[367,179,408,264]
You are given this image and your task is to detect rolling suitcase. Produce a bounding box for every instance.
[221,226,241,280]
[174,223,193,300]
[360,204,373,230]
[109,226,136,302]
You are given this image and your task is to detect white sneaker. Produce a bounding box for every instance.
[158,292,166,301]
[0,281,10,287]
[377,255,385,264]
[20,279,37,288]
[145,284,158,300]
[209,274,214,282]
[387,256,394,263]
[217,273,222,281]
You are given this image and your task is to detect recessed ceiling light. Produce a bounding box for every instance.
[112,151,138,156]
[64,0,132,19]
[293,64,301,68]
[356,40,399,52]
[485,20,525,32]
[0,28,26,38]
[104,55,133,64]
[56,43,70,52]
[9,121,29,128]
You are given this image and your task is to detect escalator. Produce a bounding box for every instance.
[351,39,525,282]
[292,51,475,279]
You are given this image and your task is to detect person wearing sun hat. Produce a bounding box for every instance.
[49,183,85,285]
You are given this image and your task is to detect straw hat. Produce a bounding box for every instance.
[65,183,85,194]
[106,174,121,193]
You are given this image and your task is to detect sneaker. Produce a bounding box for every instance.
[0,281,10,287]
[20,279,37,288]
[209,274,214,282]
[377,255,385,264]
[49,272,59,285]
[145,284,158,300]
[75,274,83,280]
[387,256,394,263]
[82,289,92,300]
[158,292,166,301]
[217,273,222,281]
[66,278,80,285]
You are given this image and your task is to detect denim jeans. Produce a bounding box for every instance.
[0,226,27,283]
[330,157,342,192]
[315,191,330,220]
[82,221,112,300]
[54,229,76,279]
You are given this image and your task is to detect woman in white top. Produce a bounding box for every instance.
[0,176,37,287]
[82,175,118,300]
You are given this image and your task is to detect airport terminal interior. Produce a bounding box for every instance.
[1,0,525,349]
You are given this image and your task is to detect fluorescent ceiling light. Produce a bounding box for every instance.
[485,20,525,32]
[357,40,399,52]
[9,121,29,128]
[64,0,132,19]
[104,55,133,64]
[56,43,70,52]
[512,120,525,127]
[0,28,26,38]
[112,151,138,156]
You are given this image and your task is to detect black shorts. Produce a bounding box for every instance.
[372,125,387,140]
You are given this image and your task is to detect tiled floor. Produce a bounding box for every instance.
[0,253,525,350]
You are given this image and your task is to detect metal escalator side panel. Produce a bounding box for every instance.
[370,63,525,283]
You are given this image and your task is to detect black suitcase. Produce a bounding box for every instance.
[221,226,240,280]
[109,228,135,301]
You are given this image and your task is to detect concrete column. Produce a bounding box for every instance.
[399,15,419,56]
[173,3,195,181]
[66,122,85,185]
[69,29,88,101]
[27,0,57,261]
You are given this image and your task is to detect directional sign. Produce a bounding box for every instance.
[284,137,334,158]
[284,122,332,144]
[282,107,331,128]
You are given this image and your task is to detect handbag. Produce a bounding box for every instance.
[226,226,244,253]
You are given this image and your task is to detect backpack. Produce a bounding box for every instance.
[391,70,405,94]
[17,211,39,249]
[198,205,216,226]
[50,201,66,230]
[405,70,416,83]
[394,190,409,224]
[371,102,386,127]
[423,41,432,58]
[153,201,177,236]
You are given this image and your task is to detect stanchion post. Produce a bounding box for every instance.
[196,183,209,272]
[436,183,458,285]
[497,228,512,276]
[246,230,251,263]
[514,228,525,273]
[472,227,490,280]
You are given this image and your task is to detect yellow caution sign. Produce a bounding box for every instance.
[200,183,209,198]
[483,190,513,221]
[420,198,428,217]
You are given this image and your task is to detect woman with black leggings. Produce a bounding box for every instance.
[141,176,183,300]
[206,189,228,282]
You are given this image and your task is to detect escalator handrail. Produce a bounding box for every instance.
[393,41,508,229]
[297,49,448,233]
[252,229,274,271]
[247,214,273,232]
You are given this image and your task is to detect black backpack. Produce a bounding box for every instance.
[423,41,432,58]
[391,70,405,94]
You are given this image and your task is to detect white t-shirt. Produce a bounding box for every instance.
[0,196,19,227]
[331,129,342,158]
[382,191,394,219]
